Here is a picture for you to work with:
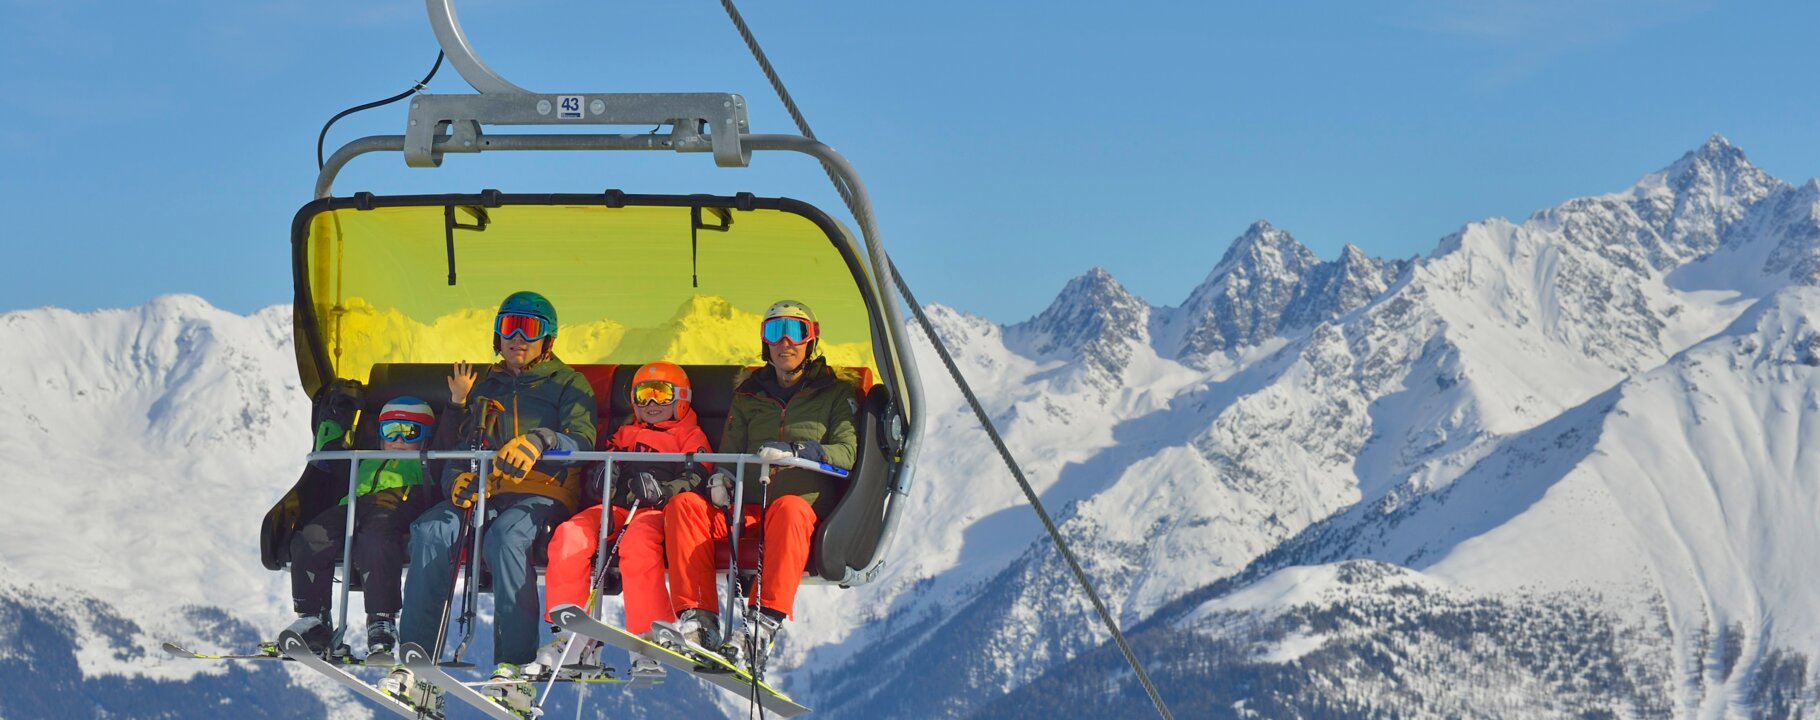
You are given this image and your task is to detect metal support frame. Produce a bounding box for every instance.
[309,0,928,586]
[333,462,360,646]
[727,463,748,633]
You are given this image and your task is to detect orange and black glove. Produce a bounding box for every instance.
[449,471,480,508]
[492,428,561,484]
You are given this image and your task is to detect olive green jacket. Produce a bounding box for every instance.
[441,354,599,512]
[721,358,861,517]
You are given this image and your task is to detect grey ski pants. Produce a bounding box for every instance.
[401,493,570,665]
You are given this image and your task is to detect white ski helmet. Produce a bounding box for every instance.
[761,299,820,361]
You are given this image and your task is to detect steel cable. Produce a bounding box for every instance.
[717,3,1174,718]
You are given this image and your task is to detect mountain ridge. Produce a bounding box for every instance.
[6,136,1820,718]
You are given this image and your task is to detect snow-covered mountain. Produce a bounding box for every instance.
[3,134,1818,718]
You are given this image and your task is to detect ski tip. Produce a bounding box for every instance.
[398,642,429,665]
[272,631,314,661]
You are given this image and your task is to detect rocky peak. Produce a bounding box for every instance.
[1621,135,1785,266]
[1280,245,1405,332]
[1215,220,1322,277]
[1655,134,1776,204]
[1170,223,1352,365]
[1012,267,1149,359]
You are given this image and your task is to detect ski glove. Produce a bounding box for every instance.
[755,440,828,465]
[706,470,734,509]
[584,462,609,503]
[632,471,669,506]
[449,471,480,509]
[493,428,560,484]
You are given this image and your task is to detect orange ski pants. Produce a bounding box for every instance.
[664,491,815,618]
[542,504,673,634]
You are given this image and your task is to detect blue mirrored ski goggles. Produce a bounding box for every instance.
[762,317,817,345]
[378,420,426,443]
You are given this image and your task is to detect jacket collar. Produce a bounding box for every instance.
[737,357,834,398]
[489,353,567,384]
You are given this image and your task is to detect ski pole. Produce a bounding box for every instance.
[539,494,644,709]
[436,399,497,664]
[430,475,478,660]
[745,465,773,718]
[452,459,489,666]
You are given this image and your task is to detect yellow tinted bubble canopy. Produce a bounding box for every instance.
[291,192,901,401]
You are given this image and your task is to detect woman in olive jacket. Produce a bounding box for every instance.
[663,300,860,672]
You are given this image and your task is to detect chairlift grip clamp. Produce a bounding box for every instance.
[403,93,751,168]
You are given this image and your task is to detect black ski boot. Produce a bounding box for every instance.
[283,614,334,654]
[366,613,399,662]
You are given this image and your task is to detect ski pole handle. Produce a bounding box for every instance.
[775,456,848,478]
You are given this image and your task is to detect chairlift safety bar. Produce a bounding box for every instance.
[315,448,849,646]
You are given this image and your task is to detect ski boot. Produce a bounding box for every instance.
[531,630,603,679]
[282,614,333,655]
[481,662,536,715]
[673,608,722,649]
[377,665,445,716]
[365,613,398,663]
[722,611,785,677]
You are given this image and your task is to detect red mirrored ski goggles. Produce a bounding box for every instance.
[495,313,553,341]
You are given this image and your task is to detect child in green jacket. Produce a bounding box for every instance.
[281,396,437,658]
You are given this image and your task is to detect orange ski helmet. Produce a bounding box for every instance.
[630,360,693,417]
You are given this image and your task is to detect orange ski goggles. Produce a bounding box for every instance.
[633,379,686,406]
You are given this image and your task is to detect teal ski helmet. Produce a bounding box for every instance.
[495,291,558,357]
[498,291,558,336]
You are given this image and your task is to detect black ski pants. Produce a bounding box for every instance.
[291,487,432,618]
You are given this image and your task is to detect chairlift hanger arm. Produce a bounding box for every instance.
[424,0,524,95]
[416,0,749,168]
[404,92,749,169]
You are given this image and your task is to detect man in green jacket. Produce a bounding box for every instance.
[388,291,598,715]
[663,299,860,675]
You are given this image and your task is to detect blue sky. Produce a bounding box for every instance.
[3,0,1818,323]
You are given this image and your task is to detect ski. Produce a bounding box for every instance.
[161,641,282,662]
[163,640,375,666]
[276,630,443,719]
[399,642,534,720]
[550,603,811,717]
